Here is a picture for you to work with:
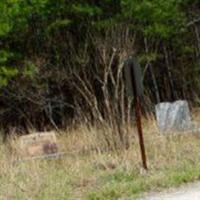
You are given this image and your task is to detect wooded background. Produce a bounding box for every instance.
[0,0,200,135]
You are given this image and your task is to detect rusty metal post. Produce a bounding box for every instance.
[135,96,148,170]
[130,60,148,170]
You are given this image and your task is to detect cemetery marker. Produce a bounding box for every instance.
[20,131,58,157]
[124,58,148,170]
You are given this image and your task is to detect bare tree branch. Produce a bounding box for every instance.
[187,17,200,27]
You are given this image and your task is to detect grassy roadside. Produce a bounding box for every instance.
[87,161,200,200]
[1,118,200,200]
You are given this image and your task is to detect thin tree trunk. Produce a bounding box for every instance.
[194,25,200,57]
[144,37,160,103]
[163,45,176,101]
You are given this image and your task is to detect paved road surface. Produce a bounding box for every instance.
[141,182,200,200]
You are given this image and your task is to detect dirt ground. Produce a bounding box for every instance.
[141,181,200,200]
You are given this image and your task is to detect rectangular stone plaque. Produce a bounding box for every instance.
[19,132,58,157]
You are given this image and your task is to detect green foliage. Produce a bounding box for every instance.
[71,3,102,16]
[0,50,18,87]
[139,52,159,64]
[23,61,38,78]
[0,66,18,87]
[47,19,71,32]
[0,50,12,64]
[0,0,187,40]
[122,0,186,39]
[0,0,199,129]
[0,1,12,36]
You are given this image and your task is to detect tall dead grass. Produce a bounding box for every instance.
[1,114,200,199]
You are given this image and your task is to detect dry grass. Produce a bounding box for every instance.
[1,115,200,200]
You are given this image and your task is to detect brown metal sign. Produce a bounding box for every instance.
[124,58,143,98]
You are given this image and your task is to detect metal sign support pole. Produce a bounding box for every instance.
[130,62,148,170]
[135,96,148,170]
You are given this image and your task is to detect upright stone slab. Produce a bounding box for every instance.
[155,100,191,132]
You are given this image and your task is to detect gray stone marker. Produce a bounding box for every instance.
[155,100,192,132]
